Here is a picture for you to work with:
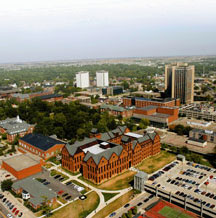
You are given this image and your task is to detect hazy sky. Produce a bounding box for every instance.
[0,0,216,63]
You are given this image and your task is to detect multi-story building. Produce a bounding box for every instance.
[19,134,66,160]
[133,106,179,128]
[76,71,90,88]
[100,104,133,118]
[189,129,216,143]
[102,86,123,96]
[165,63,195,104]
[123,96,180,108]
[96,70,109,87]
[0,116,34,143]
[61,126,160,184]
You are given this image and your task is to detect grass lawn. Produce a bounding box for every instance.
[137,151,176,173]
[93,190,134,218]
[79,170,136,191]
[50,169,69,181]
[159,206,193,218]
[60,167,81,176]
[50,191,100,218]
[44,162,54,169]
[47,156,61,165]
[35,202,61,217]
[102,192,119,202]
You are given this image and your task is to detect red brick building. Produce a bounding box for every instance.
[0,116,34,143]
[1,154,42,180]
[123,96,180,108]
[100,104,133,118]
[62,126,160,184]
[19,134,66,160]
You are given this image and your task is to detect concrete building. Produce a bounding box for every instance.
[1,153,42,180]
[134,171,148,192]
[61,126,160,184]
[96,70,109,87]
[165,63,195,104]
[102,86,123,96]
[189,129,216,143]
[76,71,90,88]
[19,134,66,160]
[0,116,34,143]
[12,177,57,209]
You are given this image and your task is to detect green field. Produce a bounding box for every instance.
[159,206,193,218]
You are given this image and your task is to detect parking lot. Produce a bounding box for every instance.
[146,160,216,211]
[32,169,80,202]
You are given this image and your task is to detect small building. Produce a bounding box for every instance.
[1,153,42,180]
[189,128,216,143]
[19,134,66,160]
[12,177,57,209]
[102,86,123,96]
[100,104,133,118]
[134,171,148,192]
[187,138,207,147]
[177,154,186,162]
[0,116,34,143]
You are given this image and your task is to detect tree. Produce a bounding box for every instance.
[1,179,13,191]
[139,118,150,129]
[2,133,7,140]
[132,206,137,215]
[122,214,127,218]
[127,210,132,218]
[121,81,129,90]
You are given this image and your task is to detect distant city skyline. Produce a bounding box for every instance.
[0,0,216,63]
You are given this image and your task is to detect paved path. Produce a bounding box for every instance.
[45,162,133,218]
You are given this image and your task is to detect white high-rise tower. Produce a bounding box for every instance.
[96,71,109,87]
[76,71,90,88]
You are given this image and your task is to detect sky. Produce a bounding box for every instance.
[0,0,216,63]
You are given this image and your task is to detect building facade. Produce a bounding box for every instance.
[0,116,34,143]
[133,106,179,128]
[100,104,133,118]
[96,70,109,87]
[189,129,216,143]
[76,71,90,88]
[61,126,160,184]
[19,134,66,160]
[123,96,180,108]
[165,63,195,104]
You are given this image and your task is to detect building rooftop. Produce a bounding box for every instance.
[139,106,158,111]
[83,144,110,155]
[20,133,65,151]
[135,171,148,179]
[38,93,62,100]
[100,104,126,112]
[0,116,33,134]
[124,96,177,103]
[12,177,56,206]
[125,132,143,139]
[3,154,40,171]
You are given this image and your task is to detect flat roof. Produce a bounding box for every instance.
[3,154,40,171]
[125,132,143,138]
[83,144,109,155]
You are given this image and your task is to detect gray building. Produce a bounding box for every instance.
[189,128,216,143]
[134,171,148,192]
[165,63,194,104]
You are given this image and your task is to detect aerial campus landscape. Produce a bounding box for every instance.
[0,1,216,218]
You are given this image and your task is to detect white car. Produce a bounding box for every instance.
[7,214,13,218]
